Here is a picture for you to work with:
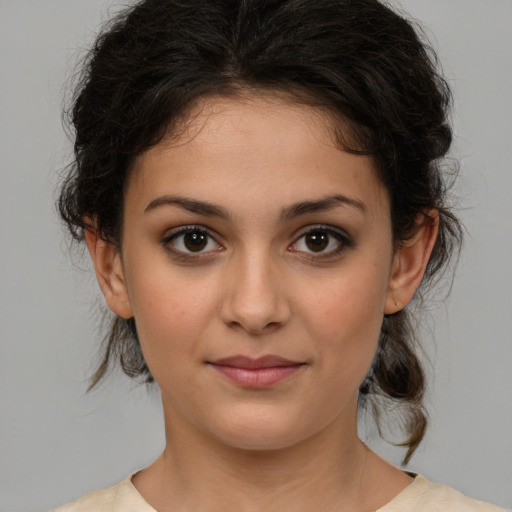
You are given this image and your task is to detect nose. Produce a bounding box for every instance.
[219,249,291,335]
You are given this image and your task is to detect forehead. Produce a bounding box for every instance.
[127,93,388,219]
[147,92,343,170]
[183,91,337,142]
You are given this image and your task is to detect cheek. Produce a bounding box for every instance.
[126,269,220,366]
[308,262,388,333]
[303,260,390,380]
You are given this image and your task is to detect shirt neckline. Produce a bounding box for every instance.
[123,471,424,512]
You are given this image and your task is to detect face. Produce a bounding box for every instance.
[99,94,409,451]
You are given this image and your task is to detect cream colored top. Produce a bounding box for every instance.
[54,474,507,512]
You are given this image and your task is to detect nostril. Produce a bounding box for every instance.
[225,318,284,336]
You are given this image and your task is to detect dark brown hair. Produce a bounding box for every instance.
[58,0,462,463]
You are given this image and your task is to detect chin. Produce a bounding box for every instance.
[204,406,319,452]
[214,429,305,453]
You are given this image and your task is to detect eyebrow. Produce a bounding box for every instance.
[280,194,366,220]
[144,196,230,219]
[144,194,366,220]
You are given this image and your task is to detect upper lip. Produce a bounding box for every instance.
[209,355,304,369]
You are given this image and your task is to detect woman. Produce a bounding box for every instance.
[54,0,504,510]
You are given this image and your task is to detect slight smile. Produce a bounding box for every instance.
[208,356,306,388]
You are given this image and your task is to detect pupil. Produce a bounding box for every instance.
[306,232,328,252]
[184,232,207,252]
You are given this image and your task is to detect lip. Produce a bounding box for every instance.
[208,355,306,388]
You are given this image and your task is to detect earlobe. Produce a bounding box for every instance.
[84,227,133,319]
[384,210,439,315]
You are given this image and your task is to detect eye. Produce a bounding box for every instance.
[163,226,221,254]
[289,226,350,256]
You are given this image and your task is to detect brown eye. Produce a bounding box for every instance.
[304,231,329,252]
[165,227,221,255]
[183,231,208,252]
[290,226,350,257]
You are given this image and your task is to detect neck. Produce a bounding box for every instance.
[132,402,409,512]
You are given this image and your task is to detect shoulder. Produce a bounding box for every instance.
[379,474,507,512]
[52,475,156,512]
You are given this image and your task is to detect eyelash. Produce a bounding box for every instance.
[289,225,352,260]
[161,225,222,261]
[161,224,352,261]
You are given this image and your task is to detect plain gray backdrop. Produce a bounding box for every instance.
[1,1,511,510]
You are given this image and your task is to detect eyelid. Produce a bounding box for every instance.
[160,223,352,261]
[161,225,223,258]
[289,224,353,257]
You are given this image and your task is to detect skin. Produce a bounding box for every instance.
[86,93,438,512]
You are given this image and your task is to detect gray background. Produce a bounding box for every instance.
[1,1,511,510]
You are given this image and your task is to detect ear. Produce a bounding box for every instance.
[84,227,133,319]
[384,210,439,314]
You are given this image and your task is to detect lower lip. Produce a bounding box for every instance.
[209,364,304,388]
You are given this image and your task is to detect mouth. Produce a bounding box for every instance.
[207,355,306,388]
